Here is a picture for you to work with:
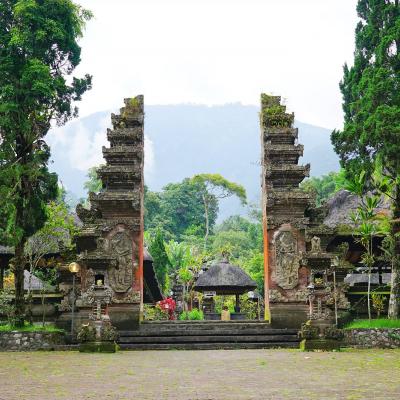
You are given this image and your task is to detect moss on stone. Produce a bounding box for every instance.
[300,339,341,351]
[79,341,117,353]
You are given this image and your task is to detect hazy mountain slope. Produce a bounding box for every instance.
[47,104,339,218]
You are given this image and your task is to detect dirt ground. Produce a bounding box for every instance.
[0,349,399,400]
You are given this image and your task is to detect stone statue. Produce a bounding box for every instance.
[311,236,321,254]
[86,268,95,287]
[108,231,134,293]
[274,230,300,289]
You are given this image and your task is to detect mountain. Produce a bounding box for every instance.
[47,104,339,219]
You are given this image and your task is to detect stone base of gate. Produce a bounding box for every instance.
[269,303,309,329]
[108,304,141,331]
[56,304,140,333]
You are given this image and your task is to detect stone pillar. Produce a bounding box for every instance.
[260,94,312,328]
[74,96,145,330]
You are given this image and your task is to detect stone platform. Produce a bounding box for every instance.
[117,320,299,350]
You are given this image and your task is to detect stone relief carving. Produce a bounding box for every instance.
[325,284,351,310]
[108,231,135,293]
[269,289,286,302]
[269,288,308,303]
[274,230,300,290]
[111,289,140,304]
[58,296,72,312]
[293,288,309,302]
[86,268,95,287]
[310,236,321,253]
[76,203,102,223]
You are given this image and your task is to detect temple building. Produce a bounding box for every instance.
[0,93,392,332]
[260,94,352,328]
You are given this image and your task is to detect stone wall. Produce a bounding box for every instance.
[0,331,65,351]
[344,329,400,349]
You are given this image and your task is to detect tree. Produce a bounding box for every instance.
[25,195,79,323]
[191,174,247,245]
[145,178,218,241]
[0,0,92,326]
[148,229,171,294]
[84,165,103,194]
[212,231,253,260]
[300,170,347,206]
[331,0,400,318]
[216,215,263,252]
[348,174,381,320]
[241,251,264,297]
[144,185,162,231]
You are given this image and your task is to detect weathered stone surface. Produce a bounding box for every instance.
[260,94,349,329]
[79,341,117,353]
[273,230,300,290]
[0,331,65,351]
[259,98,309,306]
[344,328,400,348]
[300,338,341,351]
[65,96,145,330]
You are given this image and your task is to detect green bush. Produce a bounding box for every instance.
[143,304,168,321]
[240,295,258,320]
[179,308,204,320]
[0,288,16,327]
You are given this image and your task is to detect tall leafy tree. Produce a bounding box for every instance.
[300,170,347,207]
[0,0,92,326]
[148,229,171,294]
[84,170,219,240]
[331,0,400,318]
[191,174,247,245]
[145,178,218,240]
[84,165,103,194]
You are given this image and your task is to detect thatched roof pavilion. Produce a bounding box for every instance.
[195,258,257,294]
[194,258,257,313]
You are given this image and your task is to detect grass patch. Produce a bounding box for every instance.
[344,319,400,329]
[0,323,64,333]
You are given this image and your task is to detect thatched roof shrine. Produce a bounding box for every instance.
[194,258,257,295]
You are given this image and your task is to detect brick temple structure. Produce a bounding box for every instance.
[72,96,145,330]
[260,94,351,328]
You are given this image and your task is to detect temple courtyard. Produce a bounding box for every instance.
[0,349,399,399]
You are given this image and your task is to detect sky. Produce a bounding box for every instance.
[71,0,359,130]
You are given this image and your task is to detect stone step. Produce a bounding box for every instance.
[118,342,299,350]
[140,321,271,326]
[118,334,299,344]
[119,328,298,337]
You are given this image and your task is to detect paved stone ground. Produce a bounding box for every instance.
[0,349,399,399]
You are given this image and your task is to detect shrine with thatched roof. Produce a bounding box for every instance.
[194,257,257,318]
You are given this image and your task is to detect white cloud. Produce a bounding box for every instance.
[48,115,111,172]
[69,116,110,171]
[72,0,358,130]
[50,115,156,180]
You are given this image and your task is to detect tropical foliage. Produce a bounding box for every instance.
[300,170,347,206]
[0,0,92,326]
[331,0,400,318]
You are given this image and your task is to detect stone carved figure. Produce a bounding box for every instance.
[86,268,95,287]
[274,230,300,289]
[311,236,321,254]
[108,231,134,293]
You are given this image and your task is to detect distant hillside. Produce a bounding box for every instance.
[47,104,339,219]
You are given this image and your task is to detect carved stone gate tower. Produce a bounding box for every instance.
[260,94,312,328]
[74,96,144,330]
